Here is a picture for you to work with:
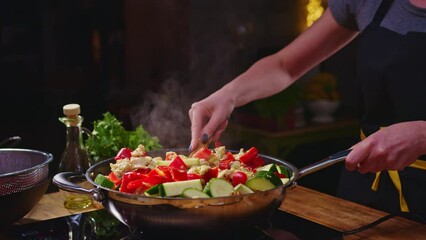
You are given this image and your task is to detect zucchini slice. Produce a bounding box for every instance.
[203,178,234,197]
[246,171,283,191]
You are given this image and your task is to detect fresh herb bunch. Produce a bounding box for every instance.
[85,112,162,161]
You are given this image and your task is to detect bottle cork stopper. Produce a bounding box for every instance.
[63,104,81,116]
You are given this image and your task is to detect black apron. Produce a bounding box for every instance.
[337,0,426,220]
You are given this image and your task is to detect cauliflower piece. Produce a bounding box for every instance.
[199,158,209,166]
[130,156,153,170]
[234,148,245,161]
[148,157,161,169]
[214,146,226,159]
[187,165,211,175]
[131,145,146,157]
[217,169,233,180]
[110,159,132,179]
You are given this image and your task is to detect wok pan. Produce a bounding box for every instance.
[53,149,350,233]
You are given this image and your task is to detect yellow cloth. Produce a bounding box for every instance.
[360,130,426,212]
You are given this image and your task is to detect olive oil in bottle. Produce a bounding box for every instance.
[58,103,92,209]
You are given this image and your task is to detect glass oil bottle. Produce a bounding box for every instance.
[58,103,93,209]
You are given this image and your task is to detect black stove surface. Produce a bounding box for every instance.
[3,209,342,240]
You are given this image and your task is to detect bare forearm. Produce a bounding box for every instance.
[221,54,293,107]
[218,9,358,108]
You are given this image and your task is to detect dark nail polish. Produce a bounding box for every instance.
[201,133,208,144]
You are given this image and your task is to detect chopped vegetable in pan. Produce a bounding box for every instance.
[97,145,293,198]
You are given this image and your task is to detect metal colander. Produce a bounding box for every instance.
[0,148,53,196]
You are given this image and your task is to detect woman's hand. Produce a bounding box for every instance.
[188,9,358,151]
[346,121,426,173]
[188,89,235,151]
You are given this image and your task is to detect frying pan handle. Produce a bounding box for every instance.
[53,172,104,201]
[298,149,351,179]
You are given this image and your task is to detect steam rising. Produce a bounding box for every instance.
[130,1,263,148]
[130,77,193,148]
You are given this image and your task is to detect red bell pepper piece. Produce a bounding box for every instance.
[187,173,202,180]
[143,175,171,186]
[148,166,173,182]
[239,147,258,164]
[224,151,235,161]
[168,155,188,171]
[169,168,188,181]
[120,171,146,193]
[114,147,133,160]
[193,146,212,159]
[247,156,264,169]
[165,151,177,160]
[126,179,149,191]
[135,168,151,175]
[107,172,122,186]
[274,172,286,178]
[203,167,218,183]
[219,159,234,170]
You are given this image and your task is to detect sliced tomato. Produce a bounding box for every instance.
[168,155,188,171]
[232,171,248,187]
[239,147,258,164]
[114,147,133,160]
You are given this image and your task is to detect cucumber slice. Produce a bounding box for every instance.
[162,179,203,197]
[182,158,201,166]
[276,164,291,178]
[246,171,283,191]
[281,178,290,185]
[203,178,234,197]
[94,174,115,189]
[234,183,254,194]
[144,184,161,196]
[181,188,210,198]
[256,163,277,172]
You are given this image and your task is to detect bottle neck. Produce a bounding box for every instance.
[65,125,85,148]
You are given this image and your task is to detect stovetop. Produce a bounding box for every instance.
[4,209,342,240]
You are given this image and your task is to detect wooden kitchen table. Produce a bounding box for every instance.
[19,186,426,239]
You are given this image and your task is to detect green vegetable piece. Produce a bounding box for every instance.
[246,171,283,191]
[276,164,291,178]
[203,178,234,197]
[94,174,115,189]
[144,184,161,196]
[256,163,277,172]
[234,183,254,194]
[162,179,203,197]
[85,112,162,161]
[181,188,210,198]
